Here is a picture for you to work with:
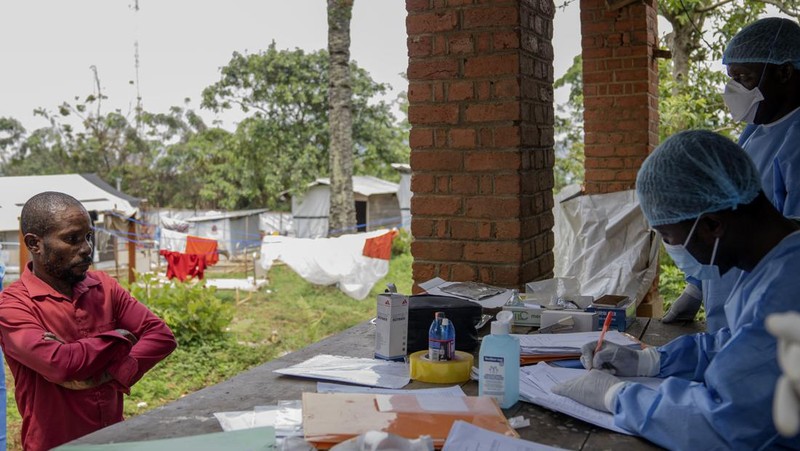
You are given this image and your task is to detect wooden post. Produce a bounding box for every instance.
[128,216,136,283]
[18,224,28,272]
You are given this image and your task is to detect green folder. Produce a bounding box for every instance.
[54,426,276,451]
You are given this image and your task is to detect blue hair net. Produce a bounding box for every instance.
[636,130,761,227]
[723,18,800,68]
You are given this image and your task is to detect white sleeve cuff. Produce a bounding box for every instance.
[604,382,627,412]
[637,346,661,376]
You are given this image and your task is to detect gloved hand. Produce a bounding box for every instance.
[580,341,660,377]
[662,283,702,323]
[766,312,800,437]
[552,369,626,412]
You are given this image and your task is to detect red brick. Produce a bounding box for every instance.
[407,59,459,80]
[408,104,459,124]
[464,102,519,122]
[450,174,480,194]
[411,150,463,170]
[412,195,463,216]
[450,128,476,148]
[465,150,521,171]
[465,198,521,219]
[493,31,519,50]
[406,0,431,12]
[406,11,458,34]
[462,6,519,29]
[448,33,474,54]
[407,82,432,103]
[464,54,519,78]
[411,173,435,193]
[411,218,435,237]
[448,81,474,101]
[451,263,477,281]
[464,241,521,263]
[411,240,464,260]
[493,78,519,99]
[407,35,433,58]
[450,219,478,239]
[494,175,521,194]
[411,263,436,285]
[409,128,434,148]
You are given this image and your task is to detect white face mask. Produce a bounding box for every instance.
[722,79,764,124]
[663,216,721,281]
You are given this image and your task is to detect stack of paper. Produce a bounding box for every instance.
[519,362,662,434]
[514,331,640,364]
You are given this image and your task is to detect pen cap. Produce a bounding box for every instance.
[491,310,514,335]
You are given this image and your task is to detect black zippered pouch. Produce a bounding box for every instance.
[407,294,483,354]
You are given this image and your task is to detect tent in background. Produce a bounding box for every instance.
[0,173,141,273]
[391,163,412,231]
[184,209,269,259]
[291,176,401,238]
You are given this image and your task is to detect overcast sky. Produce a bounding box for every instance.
[0,1,587,131]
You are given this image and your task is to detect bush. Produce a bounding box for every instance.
[128,273,234,347]
[391,228,412,256]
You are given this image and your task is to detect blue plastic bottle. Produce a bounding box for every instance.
[428,312,455,361]
[479,310,519,408]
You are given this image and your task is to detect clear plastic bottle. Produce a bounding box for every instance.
[478,310,519,408]
[428,312,455,361]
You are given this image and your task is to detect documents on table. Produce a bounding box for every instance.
[520,362,662,434]
[302,392,518,449]
[317,381,466,396]
[53,427,276,451]
[418,277,514,308]
[443,420,567,451]
[273,354,410,389]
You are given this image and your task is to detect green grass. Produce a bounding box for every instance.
[4,251,413,450]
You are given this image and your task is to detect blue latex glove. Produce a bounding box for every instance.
[580,341,660,377]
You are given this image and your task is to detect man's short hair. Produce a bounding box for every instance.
[21,192,86,236]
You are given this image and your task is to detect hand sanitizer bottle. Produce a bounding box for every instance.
[479,310,519,408]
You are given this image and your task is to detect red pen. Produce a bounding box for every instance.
[595,313,614,354]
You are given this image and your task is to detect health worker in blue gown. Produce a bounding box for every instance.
[552,130,800,450]
[663,18,800,331]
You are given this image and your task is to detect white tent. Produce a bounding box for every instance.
[184,208,269,258]
[0,173,140,270]
[291,176,401,238]
[391,163,412,230]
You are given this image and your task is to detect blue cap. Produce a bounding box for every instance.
[636,130,761,227]
[723,18,800,68]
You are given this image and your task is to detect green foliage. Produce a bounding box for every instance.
[392,228,412,257]
[553,55,585,191]
[127,273,234,347]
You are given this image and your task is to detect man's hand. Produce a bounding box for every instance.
[552,369,626,412]
[662,283,702,323]
[115,329,138,345]
[580,341,660,377]
[43,332,65,344]
[57,371,113,390]
[766,312,800,437]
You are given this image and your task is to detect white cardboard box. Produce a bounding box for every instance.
[374,293,408,361]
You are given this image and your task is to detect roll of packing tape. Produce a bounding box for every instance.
[409,350,474,384]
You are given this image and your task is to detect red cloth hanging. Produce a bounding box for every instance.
[362,230,398,260]
[160,250,207,281]
[186,235,219,266]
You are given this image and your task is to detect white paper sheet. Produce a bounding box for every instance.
[375,394,469,413]
[418,277,513,308]
[515,330,639,355]
[519,363,663,434]
[317,382,466,397]
[274,354,410,389]
[442,420,566,451]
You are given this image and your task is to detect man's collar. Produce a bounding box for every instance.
[21,262,102,302]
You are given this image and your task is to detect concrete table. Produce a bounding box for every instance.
[67,317,704,449]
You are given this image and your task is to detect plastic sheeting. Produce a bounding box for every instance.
[553,186,658,306]
[259,230,394,300]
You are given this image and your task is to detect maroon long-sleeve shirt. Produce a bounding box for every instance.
[0,264,177,451]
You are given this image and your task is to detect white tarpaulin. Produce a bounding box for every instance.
[553,186,658,306]
[259,230,394,300]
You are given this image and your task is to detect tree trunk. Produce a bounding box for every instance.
[663,11,704,95]
[327,0,356,237]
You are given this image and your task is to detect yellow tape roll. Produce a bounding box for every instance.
[409,350,474,384]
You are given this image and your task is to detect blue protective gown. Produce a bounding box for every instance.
[703,106,800,332]
[614,231,800,450]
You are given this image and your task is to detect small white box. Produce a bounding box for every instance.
[540,310,598,333]
[374,293,408,361]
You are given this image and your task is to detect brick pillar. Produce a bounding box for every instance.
[406,0,556,291]
[581,0,658,194]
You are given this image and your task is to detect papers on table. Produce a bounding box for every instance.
[515,330,639,356]
[519,362,663,434]
[274,354,410,389]
[418,277,514,308]
[317,382,466,397]
[214,400,303,437]
[443,420,566,451]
